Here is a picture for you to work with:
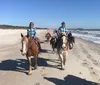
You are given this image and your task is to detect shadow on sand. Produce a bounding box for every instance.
[40,40,47,43]
[40,48,54,54]
[44,75,100,85]
[0,57,47,74]
[0,57,60,74]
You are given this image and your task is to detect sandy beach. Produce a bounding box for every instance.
[0,29,100,85]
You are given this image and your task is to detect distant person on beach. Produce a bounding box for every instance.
[58,22,68,36]
[27,22,41,51]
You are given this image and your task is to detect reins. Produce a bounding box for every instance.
[26,37,34,52]
[59,34,69,50]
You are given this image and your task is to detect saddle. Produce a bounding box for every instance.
[32,38,38,46]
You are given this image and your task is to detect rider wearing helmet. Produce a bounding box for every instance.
[27,22,36,37]
[27,22,41,51]
[58,22,68,36]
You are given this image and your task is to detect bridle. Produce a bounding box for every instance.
[22,36,34,53]
[60,33,68,50]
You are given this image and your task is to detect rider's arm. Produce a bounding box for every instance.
[27,28,30,36]
[58,27,61,35]
[65,28,68,32]
[31,28,36,38]
[34,28,36,36]
[65,28,68,35]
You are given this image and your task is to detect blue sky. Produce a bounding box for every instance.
[0,0,100,28]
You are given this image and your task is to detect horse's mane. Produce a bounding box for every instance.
[57,37,63,49]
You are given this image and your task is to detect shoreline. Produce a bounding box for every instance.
[75,37,100,47]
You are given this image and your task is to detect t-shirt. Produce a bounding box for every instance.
[27,28,36,37]
[58,26,68,35]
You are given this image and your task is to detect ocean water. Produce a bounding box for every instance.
[71,30,100,44]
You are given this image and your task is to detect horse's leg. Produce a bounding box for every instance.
[64,50,68,66]
[73,38,75,43]
[60,54,65,70]
[69,42,71,49]
[47,38,49,42]
[26,56,32,75]
[72,43,73,48]
[52,43,55,53]
[34,54,38,69]
[63,52,66,65]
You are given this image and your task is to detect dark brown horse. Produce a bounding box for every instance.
[20,33,39,75]
[50,37,57,52]
[69,36,75,49]
[45,33,51,42]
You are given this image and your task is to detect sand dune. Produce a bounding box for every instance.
[0,29,100,85]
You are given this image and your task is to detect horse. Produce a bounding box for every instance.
[50,37,57,52]
[68,36,75,49]
[45,33,51,42]
[57,33,69,70]
[20,33,39,75]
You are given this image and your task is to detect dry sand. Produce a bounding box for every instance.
[0,29,100,85]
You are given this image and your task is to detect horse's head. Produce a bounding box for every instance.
[59,32,68,49]
[45,33,51,41]
[20,33,28,55]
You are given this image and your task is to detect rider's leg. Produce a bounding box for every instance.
[34,37,41,51]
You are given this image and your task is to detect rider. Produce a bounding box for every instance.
[47,28,51,36]
[47,28,50,33]
[52,29,58,39]
[58,22,68,36]
[27,22,41,51]
[51,29,58,48]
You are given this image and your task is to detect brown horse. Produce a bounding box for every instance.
[45,33,51,42]
[20,33,39,75]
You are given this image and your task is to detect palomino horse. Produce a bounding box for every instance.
[45,33,51,42]
[57,33,69,70]
[20,33,39,75]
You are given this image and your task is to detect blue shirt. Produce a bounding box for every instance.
[58,26,68,35]
[27,28,36,37]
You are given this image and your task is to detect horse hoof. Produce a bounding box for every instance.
[34,66,38,70]
[28,72,32,75]
[52,52,55,54]
[61,68,65,70]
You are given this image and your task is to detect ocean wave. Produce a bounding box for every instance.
[72,30,100,44]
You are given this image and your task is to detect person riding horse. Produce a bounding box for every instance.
[50,22,68,51]
[58,22,68,37]
[27,22,41,51]
[57,22,69,70]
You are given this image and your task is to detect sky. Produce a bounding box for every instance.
[0,0,100,28]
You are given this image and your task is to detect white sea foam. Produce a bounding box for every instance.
[72,30,100,44]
